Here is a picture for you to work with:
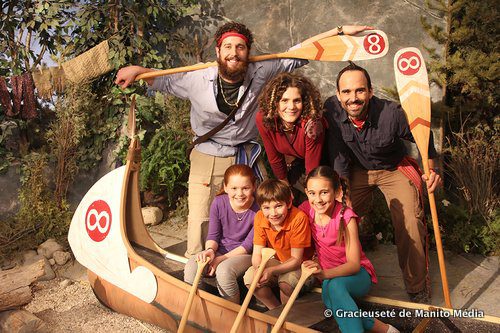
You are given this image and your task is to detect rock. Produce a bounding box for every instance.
[22,250,39,264]
[37,239,63,259]
[49,259,56,266]
[59,279,73,288]
[0,309,49,333]
[53,251,71,266]
[37,258,56,282]
[142,206,163,226]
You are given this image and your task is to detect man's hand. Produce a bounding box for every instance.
[343,25,375,35]
[115,65,153,88]
[304,118,324,140]
[422,169,442,194]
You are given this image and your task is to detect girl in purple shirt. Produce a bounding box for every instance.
[300,166,399,333]
[184,164,258,303]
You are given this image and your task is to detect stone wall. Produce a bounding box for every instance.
[221,0,444,102]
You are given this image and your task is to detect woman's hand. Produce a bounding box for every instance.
[343,25,375,36]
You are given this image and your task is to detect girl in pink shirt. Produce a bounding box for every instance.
[300,166,399,333]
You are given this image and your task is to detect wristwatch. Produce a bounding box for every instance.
[337,25,344,35]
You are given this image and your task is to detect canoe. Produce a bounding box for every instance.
[68,106,500,333]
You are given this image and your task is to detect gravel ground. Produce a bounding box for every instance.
[24,274,166,333]
[20,220,187,333]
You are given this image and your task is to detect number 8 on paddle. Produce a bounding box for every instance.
[394,47,452,308]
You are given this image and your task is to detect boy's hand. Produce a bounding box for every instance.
[257,267,274,288]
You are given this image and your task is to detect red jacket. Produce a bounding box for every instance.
[256,111,325,180]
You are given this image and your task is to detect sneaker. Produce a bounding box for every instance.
[408,289,429,304]
[386,324,400,333]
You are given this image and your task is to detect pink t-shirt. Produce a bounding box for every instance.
[299,201,377,284]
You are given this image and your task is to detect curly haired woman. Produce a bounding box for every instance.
[256,72,325,196]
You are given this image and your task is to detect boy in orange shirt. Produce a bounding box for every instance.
[243,179,314,309]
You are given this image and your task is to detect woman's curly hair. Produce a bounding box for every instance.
[214,22,254,49]
[258,73,322,129]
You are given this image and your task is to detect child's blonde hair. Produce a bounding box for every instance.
[306,166,349,246]
[256,179,292,206]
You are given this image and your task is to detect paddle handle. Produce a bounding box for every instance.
[271,270,313,333]
[177,260,208,333]
[230,251,275,333]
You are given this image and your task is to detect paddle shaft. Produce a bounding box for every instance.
[230,250,275,333]
[271,267,315,333]
[177,259,208,333]
[422,160,452,308]
[135,53,285,81]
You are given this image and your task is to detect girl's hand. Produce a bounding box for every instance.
[343,25,375,36]
[207,255,225,276]
[303,260,324,279]
[196,249,215,266]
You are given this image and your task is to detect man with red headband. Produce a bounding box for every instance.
[115,22,371,258]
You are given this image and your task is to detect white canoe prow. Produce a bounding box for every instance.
[68,166,157,303]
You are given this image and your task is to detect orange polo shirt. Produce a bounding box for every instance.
[253,206,314,262]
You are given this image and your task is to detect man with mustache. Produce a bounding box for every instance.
[324,62,442,303]
[115,22,370,258]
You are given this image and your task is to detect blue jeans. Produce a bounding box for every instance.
[322,267,374,333]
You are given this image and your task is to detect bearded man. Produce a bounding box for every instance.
[324,61,442,303]
[116,22,369,258]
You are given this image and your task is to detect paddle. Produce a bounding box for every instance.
[394,47,452,308]
[270,263,318,333]
[136,30,389,81]
[230,247,276,333]
[177,257,209,333]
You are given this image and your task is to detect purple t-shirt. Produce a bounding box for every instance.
[206,194,258,254]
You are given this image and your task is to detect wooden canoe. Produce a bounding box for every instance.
[68,105,500,333]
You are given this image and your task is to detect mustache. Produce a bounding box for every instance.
[225,55,241,61]
[347,100,363,105]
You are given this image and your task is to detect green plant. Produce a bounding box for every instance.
[439,119,500,255]
[140,127,190,206]
[0,153,71,258]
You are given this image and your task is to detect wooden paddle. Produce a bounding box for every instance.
[394,47,452,308]
[177,257,209,333]
[271,263,318,333]
[136,30,389,81]
[230,247,276,333]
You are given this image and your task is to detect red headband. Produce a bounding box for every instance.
[217,32,249,47]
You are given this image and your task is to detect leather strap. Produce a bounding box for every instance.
[187,77,254,152]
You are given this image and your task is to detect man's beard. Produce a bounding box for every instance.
[217,56,249,82]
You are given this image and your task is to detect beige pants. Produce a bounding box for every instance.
[185,149,235,258]
[350,166,427,293]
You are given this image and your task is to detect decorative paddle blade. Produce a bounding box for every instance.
[394,47,431,164]
[136,30,390,81]
[287,30,389,61]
